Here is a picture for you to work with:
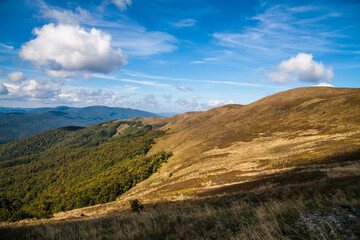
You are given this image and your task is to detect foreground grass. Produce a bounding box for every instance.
[2,160,359,239]
[1,185,359,240]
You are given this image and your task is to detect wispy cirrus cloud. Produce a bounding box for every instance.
[176,86,193,91]
[190,57,218,64]
[213,3,350,58]
[0,43,15,56]
[111,29,177,56]
[109,0,132,11]
[40,5,90,25]
[171,19,197,28]
[123,85,139,91]
[93,73,170,87]
[122,69,274,88]
[0,43,14,50]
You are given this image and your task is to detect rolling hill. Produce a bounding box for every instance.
[120,87,360,202]
[1,87,360,239]
[0,106,158,144]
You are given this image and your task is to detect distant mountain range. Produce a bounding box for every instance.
[0,106,158,144]
[0,107,32,114]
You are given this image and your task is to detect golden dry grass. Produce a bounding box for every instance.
[2,176,360,239]
[118,87,360,204]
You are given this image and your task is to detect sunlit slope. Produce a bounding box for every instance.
[120,87,360,203]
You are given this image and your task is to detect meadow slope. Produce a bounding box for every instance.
[47,87,360,220]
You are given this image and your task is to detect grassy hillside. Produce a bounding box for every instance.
[2,168,359,239]
[1,87,360,239]
[0,121,172,221]
[117,87,360,205]
[0,106,158,144]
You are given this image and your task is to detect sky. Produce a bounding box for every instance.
[0,0,359,113]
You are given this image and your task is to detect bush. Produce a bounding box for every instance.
[129,199,143,212]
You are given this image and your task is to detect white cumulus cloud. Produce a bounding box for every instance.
[7,71,26,82]
[19,23,127,74]
[37,1,176,57]
[264,53,334,83]
[206,99,235,108]
[1,78,128,106]
[313,82,335,87]
[59,87,123,105]
[4,79,63,100]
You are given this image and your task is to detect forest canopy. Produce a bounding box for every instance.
[0,121,172,222]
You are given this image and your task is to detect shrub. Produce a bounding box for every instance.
[129,199,143,212]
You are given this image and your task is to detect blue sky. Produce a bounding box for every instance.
[0,0,359,113]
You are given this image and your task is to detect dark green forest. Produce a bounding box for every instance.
[0,121,172,222]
